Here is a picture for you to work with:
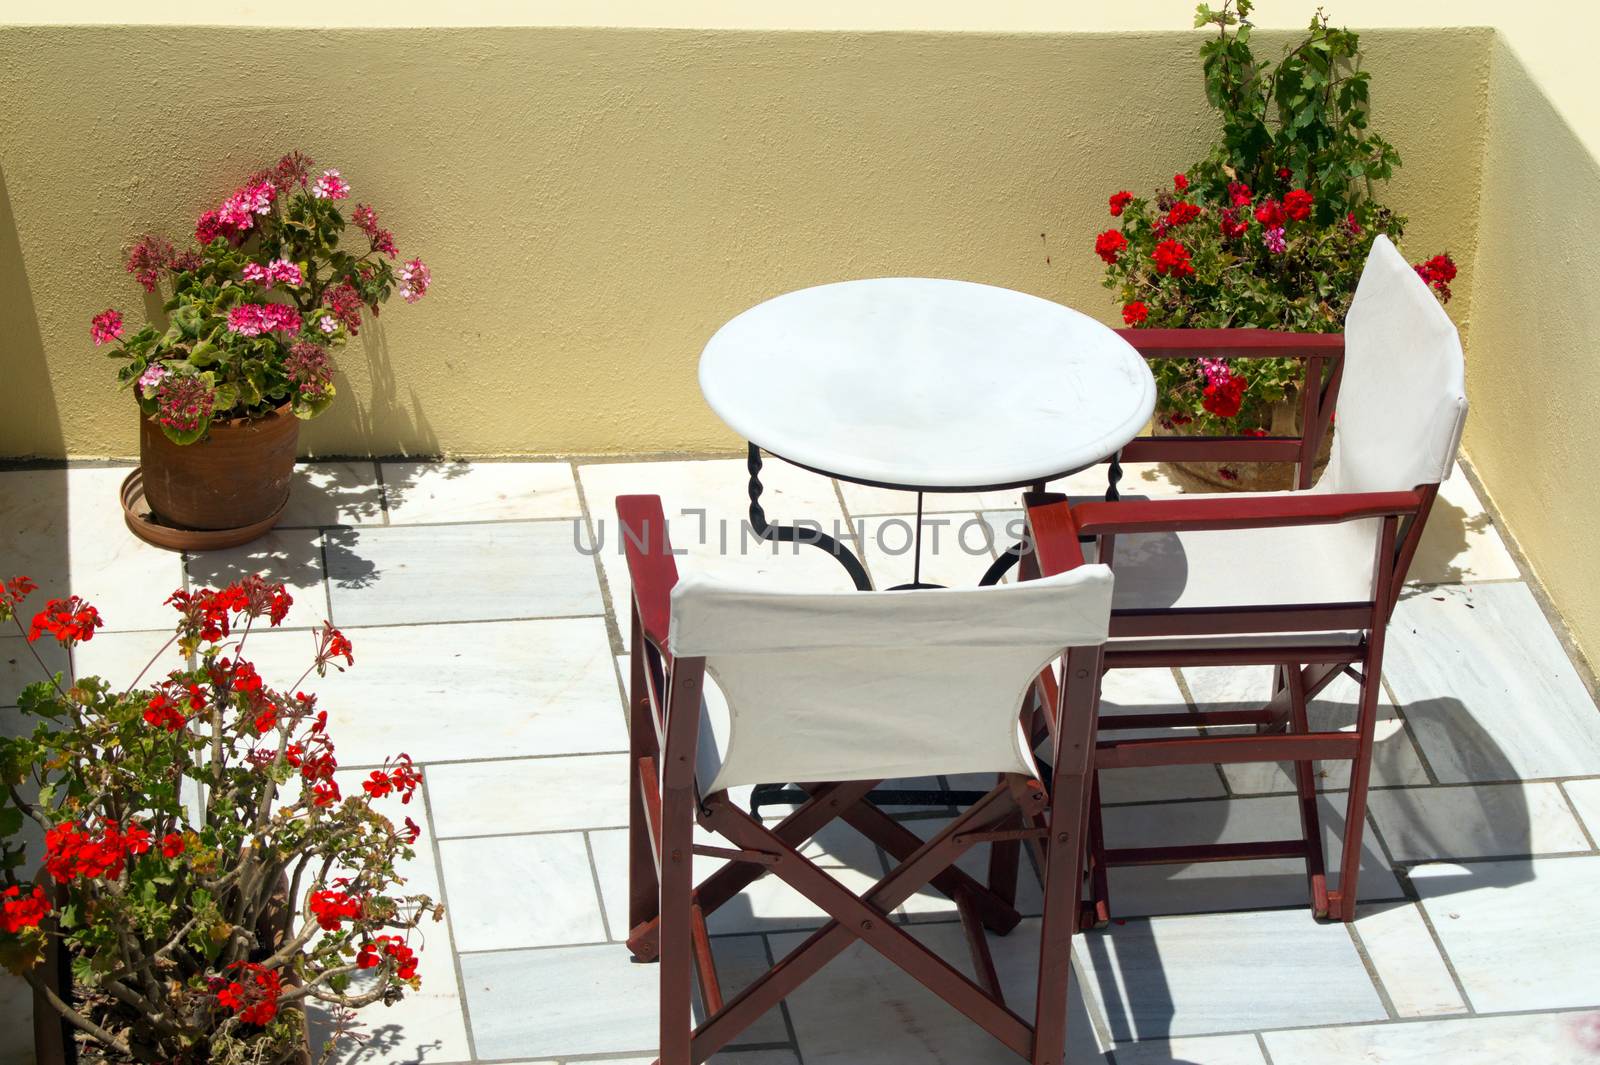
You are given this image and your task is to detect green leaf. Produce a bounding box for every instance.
[163,417,211,446]
[188,340,218,367]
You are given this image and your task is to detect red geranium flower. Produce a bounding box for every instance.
[219,962,281,1025]
[1283,189,1313,222]
[1422,253,1457,284]
[1151,239,1195,277]
[142,692,187,732]
[364,754,422,805]
[124,822,153,856]
[0,576,37,611]
[0,885,52,933]
[1253,198,1286,228]
[1202,373,1247,418]
[308,889,364,931]
[1227,182,1252,207]
[161,833,186,858]
[1094,229,1128,264]
[1413,252,1458,302]
[1165,201,1202,227]
[28,596,102,646]
[1173,173,1189,191]
[1108,190,1134,217]
[357,935,420,980]
[1219,208,1248,241]
[1122,301,1149,326]
[316,625,355,671]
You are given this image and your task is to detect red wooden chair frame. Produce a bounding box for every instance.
[619,493,1105,1065]
[1114,327,1344,490]
[1056,328,1438,924]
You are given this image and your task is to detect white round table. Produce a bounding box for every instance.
[701,277,1155,492]
[699,277,1156,589]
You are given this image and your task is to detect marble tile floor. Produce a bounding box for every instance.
[0,455,1597,1065]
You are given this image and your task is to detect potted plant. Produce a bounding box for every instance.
[1091,0,1457,489]
[92,152,432,546]
[0,573,442,1064]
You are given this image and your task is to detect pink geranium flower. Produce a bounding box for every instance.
[90,309,124,346]
[242,258,304,287]
[137,363,169,397]
[397,259,431,303]
[227,304,303,337]
[312,169,350,200]
[217,181,276,237]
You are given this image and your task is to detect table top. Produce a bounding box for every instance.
[699,277,1157,491]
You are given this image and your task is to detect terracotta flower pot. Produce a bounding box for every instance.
[137,404,298,534]
[1158,395,1333,493]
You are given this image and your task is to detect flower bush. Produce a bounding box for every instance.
[94,152,432,444]
[0,574,441,1063]
[1094,1,1457,437]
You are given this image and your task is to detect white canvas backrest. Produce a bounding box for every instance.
[668,565,1114,795]
[1316,234,1468,496]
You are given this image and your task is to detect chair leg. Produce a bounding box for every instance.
[1031,776,1091,1065]
[1328,638,1386,922]
[627,618,661,957]
[657,786,695,1065]
[1285,664,1330,918]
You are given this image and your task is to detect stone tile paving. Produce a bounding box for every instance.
[0,456,1597,1065]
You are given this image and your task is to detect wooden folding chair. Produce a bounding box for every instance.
[1059,234,1468,924]
[617,492,1113,1065]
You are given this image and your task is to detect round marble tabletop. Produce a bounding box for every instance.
[699,277,1157,491]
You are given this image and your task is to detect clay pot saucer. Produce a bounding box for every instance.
[121,468,285,551]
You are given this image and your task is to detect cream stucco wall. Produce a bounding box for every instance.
[1459,33,1600,671]
[0,20,1485,461]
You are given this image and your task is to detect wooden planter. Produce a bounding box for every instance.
[1158,394,1333,493]
[124,404,298,550]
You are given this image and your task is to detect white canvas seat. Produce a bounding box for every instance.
[671,566,1113,794]
[1105,514,1378,611]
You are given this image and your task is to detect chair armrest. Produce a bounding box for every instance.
[1023,492,1087,578]
[1072,490,1425,536]
[1116,327,1344,360]
[616,494,680,648]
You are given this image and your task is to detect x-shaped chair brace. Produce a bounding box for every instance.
[674,778,1051,1063]
[625,775,1024,963]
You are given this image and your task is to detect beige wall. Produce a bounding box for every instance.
[1460,34,1600,668]
[0,22,1484,461]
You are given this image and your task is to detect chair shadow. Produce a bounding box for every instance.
[1082,692,1531,1049]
